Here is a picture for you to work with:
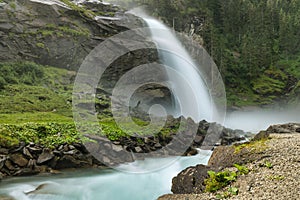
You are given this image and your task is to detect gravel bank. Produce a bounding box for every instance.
[159,133,300,200]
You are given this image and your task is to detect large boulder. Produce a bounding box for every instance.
[266,123,300,134]
[171,164,213,194]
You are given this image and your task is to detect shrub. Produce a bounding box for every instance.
[205,170,237,192]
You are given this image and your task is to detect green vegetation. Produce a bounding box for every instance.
[234,138,268,153]
[36,42,45,49]
[0,62,44,88]
[60,0,96,19]
[264,161,273,169]
[205,170,237,192]
[233,163,249,175]
[0,122,80,149]
[25,23,90,39]
[205,164,249,193]
[0,62,179,148]
[268,175,285,181]
[109,0,300,107]
[0,62,73,116]
[9,2,16,10]
[216,187,239,199]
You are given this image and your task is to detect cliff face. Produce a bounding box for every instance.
[0,0,144,70]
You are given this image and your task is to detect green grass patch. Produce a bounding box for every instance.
[0,122,81,149]
[0,112,73,124]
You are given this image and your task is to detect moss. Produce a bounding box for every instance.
[36,42,45,49]
[9,2,16,10]
[60,0,96,20]
[234,138,268,153]
[58,26,90,37]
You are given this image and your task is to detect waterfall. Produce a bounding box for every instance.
[143,17,213,122]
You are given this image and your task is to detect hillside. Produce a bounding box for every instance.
[107,0,300,108]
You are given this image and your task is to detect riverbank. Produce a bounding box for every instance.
[0,119,250,179]
[159,123,300,200]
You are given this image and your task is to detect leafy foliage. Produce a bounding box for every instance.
[0,62,44,88]
[205,164,249,193]
[233,163,249,175]
[0,123,80,148]
[205,170,237,192]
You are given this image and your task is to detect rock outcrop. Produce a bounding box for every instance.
[0,142,104,179]
[168,123,299,196]
[0,0,144,70]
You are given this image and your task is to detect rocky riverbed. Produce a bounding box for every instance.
[159,123,300,200]
[0,118,250,179]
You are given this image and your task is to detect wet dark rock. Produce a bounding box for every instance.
[10,142,25,153]
[10,153,28,167]
[172,164,213,194]
[4,160,15,171]
[27,159,37,169]
[0,155,7,170]
[267,123,300,134]
[23,147,33,159]
[28,146,42,154]
[253,130,270,141]
[55,155,89,169]
[134,146,143,153]
[0,148,9,154]
[37,149,54,164]
[13,168,39,176]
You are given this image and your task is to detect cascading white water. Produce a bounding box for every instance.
[143,17,214,122]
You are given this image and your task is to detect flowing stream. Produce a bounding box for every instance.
[0,151,211,200]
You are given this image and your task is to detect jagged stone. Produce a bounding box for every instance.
[0,155,7,170]
[13,168,39,176]
[37,149,54,164]
[10,153,28,167]
[171,164,213,194]
[55,155,88,169]
[5,160,15,171]
[23,147,33,159]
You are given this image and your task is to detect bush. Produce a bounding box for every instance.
[205,170,237,192]
[0,76,7,89]
[0,62,44,86]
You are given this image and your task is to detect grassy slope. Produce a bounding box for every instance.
[0,62,77,148]
[0,62,177,148]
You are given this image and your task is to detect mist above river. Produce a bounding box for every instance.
[225,108,300,133]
